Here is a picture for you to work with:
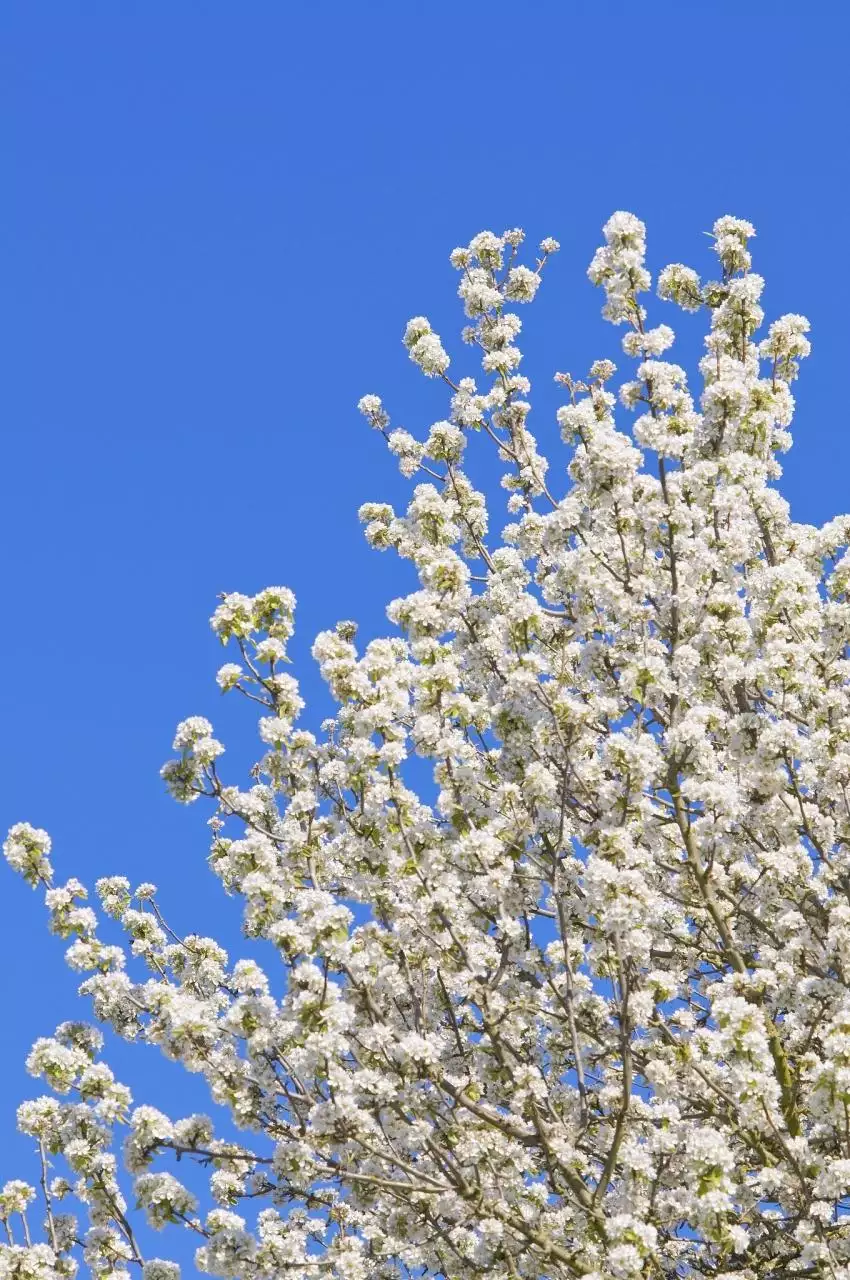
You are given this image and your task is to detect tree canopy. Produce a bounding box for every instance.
[5,211,847,1280]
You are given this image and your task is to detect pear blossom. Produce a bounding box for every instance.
[4,211,849,1278]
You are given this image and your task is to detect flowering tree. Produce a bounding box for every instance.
[2,209,845,1280]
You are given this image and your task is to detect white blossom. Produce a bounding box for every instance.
[2,210,838,1280]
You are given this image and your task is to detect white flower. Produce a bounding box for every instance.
[657,262,702,310]
[357,394,389,430]
[216,662,243,690]
[143,1263,181,1280]
[505,265,540,302]
[0,1180,36,1217]
[4,823,53,886]
[135,1172,197,1229]
[172,716,214,750]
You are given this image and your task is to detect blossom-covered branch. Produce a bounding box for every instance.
[5,210,847,1279]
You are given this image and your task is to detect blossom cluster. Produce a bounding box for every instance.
[4,210,848,1278]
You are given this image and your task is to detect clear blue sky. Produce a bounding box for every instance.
[1,0,848,1263]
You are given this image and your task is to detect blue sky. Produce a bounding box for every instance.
[1,0,848,1264]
